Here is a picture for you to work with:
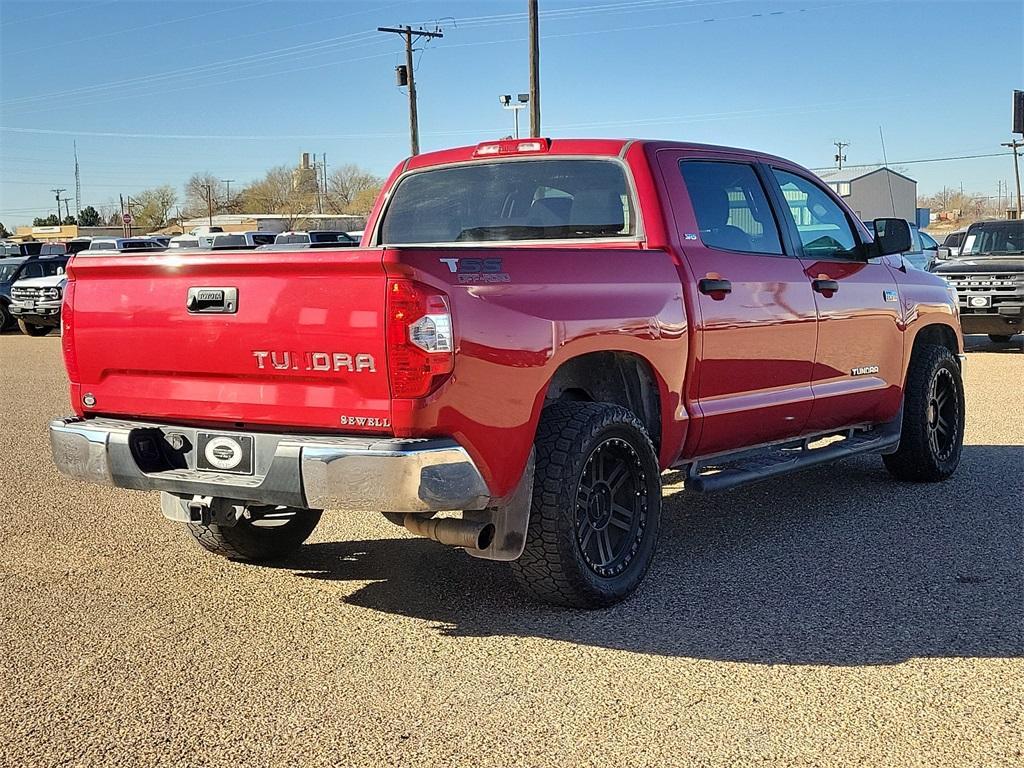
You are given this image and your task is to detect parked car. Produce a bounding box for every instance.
[1,253,70,333]
[211,232,277,250]
[65,238,93,255]
[273,230,359,247]
[49,138,964,608]
[937,229,968,261]
[1,242,67,257]
[10,272,67,336]
[86,237,166,253]
[0,256,27,329]
[933,218,1024,342]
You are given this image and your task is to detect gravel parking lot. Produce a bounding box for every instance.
[1,333,1020,767]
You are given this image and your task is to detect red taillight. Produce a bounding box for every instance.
[386,279,454,398]
[61,277,79,381]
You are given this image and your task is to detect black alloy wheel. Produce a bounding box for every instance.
[575,437,648,578]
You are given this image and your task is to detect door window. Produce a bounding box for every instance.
[771,169,860,259]
[679,161,783,255]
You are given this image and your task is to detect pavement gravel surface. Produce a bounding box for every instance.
[1,333,1021,767]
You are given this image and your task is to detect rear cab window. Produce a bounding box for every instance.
[679,160,783,255]
[378,158,637,245]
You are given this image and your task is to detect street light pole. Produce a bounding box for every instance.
[528,0,540,137]
[1001,139,1023,218]
[499,94,530,140]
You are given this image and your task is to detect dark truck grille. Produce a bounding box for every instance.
[943,273,1023,312]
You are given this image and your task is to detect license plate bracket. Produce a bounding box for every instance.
[195,432,254,475]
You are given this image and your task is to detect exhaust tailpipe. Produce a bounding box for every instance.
[404,515,495,551]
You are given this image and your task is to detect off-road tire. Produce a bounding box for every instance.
[511,401,662,608]
[185,507,322,562]
[883,344,964,482]
[988,334,1014,343]
[0,302,10,331]
[17,319,49,337]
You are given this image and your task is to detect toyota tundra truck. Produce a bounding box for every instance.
[49,139,965,607]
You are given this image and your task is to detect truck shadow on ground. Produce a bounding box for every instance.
[275,445,1023,665]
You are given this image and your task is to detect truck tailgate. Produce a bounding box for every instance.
[65,249,391,432]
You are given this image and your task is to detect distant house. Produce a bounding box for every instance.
[815,165,917,222]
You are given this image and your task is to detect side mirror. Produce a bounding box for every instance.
[936,247,951,261]
[871,218,912,257]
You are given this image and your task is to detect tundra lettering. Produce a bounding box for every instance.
[252,351,376,372]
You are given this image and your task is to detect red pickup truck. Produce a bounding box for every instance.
[50,138,965,607]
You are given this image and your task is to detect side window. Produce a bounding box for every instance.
[771,169,859,259]
[679,160,783,255]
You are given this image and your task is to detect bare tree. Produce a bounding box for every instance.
[326,164,383,214]
[239,166,316,229]
[184,173,224,218]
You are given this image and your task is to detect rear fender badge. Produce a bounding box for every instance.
[851,365,880,376]
[883,289,898,302]
[684,233,699,240]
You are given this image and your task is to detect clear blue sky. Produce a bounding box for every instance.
[1,0,1021,226]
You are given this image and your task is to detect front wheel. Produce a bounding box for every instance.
[511,401,662,608]
[988,334,1014,343]
[883,344,965,482]
[185,506,322,562]
[17,319,49,337]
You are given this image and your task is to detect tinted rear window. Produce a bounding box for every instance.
[214,235,246,247]
[379,159,636,244]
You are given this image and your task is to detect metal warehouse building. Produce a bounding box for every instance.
[815,165,917,222]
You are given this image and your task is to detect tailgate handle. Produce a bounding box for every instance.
[187,287,238,314]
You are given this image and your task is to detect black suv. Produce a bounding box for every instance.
[933,219,1024,342]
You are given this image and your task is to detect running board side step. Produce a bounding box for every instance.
[683,428,900,494]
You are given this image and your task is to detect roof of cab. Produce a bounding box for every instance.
[404,138,800,172]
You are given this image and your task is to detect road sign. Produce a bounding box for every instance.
[122,213,133,224]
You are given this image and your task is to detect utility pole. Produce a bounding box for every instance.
[322,153,328,213]
[528,0,540,137]
[378,24,444,156]
[50,188,66,224]
[60,197,72,223]
[1001,138,1023,218]
[119,194,127,237]
[220,179,234,210]
[204,183,214,226]
[833,141,849,170]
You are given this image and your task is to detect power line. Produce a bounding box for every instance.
[808,152,1006,171]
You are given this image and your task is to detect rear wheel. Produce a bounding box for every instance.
[0,302,10,331]
[17,319,49,336]
[883,344,964,482]
[988,334,1014,343]
[511,401,662,608]
[185,506,322,562]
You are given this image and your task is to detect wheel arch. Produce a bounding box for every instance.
[910,321,961,360]
[541,350,664,453]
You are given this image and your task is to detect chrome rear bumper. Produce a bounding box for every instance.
[49,417,492,513]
